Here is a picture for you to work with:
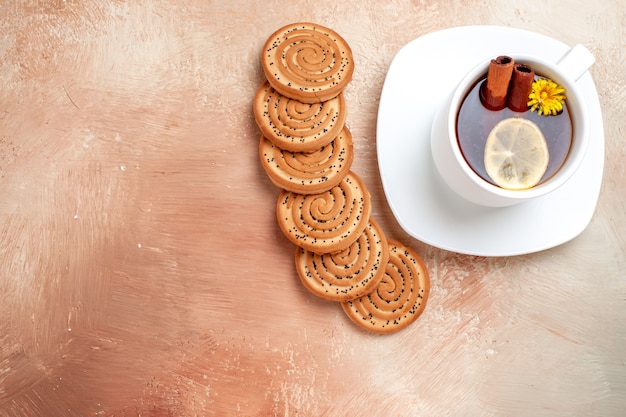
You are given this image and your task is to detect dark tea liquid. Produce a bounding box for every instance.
[456,74,573,186]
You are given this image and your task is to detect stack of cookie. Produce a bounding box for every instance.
[253,22,430,334]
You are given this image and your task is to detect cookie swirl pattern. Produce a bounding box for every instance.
[259,126,353,194]
[255,22,430,334]
[254,81,347,152]
[262,22,354,103]
[276,171,371,254]
[294,218,389,301]
[341,241,430,334]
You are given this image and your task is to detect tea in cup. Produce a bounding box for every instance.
[430,44,595,207]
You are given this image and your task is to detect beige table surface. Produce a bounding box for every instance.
[1,1,625,416]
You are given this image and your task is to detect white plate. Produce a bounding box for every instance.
[376,26,604,256]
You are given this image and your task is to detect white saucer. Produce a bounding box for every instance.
[376,26,604,256]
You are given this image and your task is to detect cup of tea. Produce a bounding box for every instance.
[430,44,595,207]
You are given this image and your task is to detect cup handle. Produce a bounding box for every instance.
[557,44,595,82]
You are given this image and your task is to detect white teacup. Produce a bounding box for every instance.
[430,44,595,207]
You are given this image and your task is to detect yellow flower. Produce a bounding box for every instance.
[528,78,566,116]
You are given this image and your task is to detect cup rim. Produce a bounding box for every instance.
[446,53,590,201]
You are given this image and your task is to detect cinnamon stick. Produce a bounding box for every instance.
[507,63,535,112]
[479,56,514,111]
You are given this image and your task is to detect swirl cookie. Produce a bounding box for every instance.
[294,218,389,301]
[261,22,354,103]
[259,126,353,194]
[276,171,371,254]
[341,241,430,334]
[253,81,347,152]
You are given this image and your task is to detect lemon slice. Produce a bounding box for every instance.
[484,117,549,190]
